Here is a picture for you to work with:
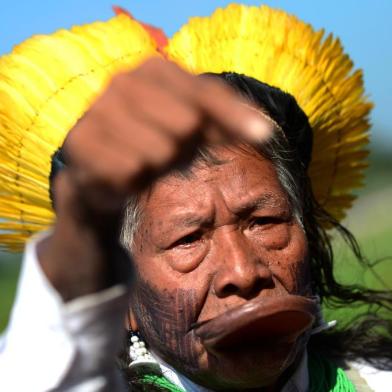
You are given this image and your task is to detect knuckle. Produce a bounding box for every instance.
[139,56,165,73]
[197,77,232,100]
[89,97,108,115]
[110,72,128,91]
[174,109,202,139]
[150,142,177,167]
[117,158,144,185]
[161,141,178,162]
[66,123,91,153]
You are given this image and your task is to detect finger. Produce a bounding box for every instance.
[66,113,190,197]
[65,121,143,192]
[91,93,193,170]
[110,71,202,142]
[196,77,275,142]
[101,119,178,170]
[134,58,274,142]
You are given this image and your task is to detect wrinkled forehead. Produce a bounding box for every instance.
[138,144,288,220]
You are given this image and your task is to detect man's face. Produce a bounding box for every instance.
[130,146,311,390]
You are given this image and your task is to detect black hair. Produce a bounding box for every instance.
[49,148,66,208]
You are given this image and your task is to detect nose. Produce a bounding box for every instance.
[212,229,274,299]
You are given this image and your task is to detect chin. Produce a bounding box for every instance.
[188,339,303,390]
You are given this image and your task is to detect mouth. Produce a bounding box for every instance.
[191,295,318,352]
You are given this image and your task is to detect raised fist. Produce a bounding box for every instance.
[62,57,268,206]
[39,57,271,300]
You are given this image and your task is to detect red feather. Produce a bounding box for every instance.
[112,5,168,53]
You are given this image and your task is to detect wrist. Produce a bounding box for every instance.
[37,219,131,301]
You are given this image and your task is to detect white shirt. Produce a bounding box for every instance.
[0,234,390,391]
[0,234,129,391]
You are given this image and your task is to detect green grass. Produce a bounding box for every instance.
[323,169,392,325]
[0,253,21,331]
[324,225,392,321]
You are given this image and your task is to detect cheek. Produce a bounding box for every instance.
[131,277,204,373]
[273,229,309,294]
[134,222,209,274]
[163,244,209,273]
[247,222,292,250]
[250,223,310,294]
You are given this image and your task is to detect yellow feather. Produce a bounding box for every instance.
[0,15,159,250]
[0,5,372,251]
[166,3,371,225]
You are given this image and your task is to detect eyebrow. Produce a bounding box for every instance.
[166,193,287,229]
[181,215,210,228]
[234,193,286,213]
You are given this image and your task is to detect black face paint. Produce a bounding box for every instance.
[132,277,200,374]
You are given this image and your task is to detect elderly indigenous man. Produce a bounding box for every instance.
[0,4,391,392]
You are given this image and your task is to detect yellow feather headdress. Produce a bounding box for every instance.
[0,4,372,251]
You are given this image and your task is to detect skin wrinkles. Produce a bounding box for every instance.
[129,145,311,390]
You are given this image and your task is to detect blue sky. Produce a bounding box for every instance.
[0,0,391,148]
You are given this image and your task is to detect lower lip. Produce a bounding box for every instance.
[193,295,317,354]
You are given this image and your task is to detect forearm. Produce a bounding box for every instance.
[37,171,133,302]
[37,224,129,301]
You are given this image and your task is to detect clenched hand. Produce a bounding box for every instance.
[38,58,272,300]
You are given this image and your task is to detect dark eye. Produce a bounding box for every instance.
[172,231,203,248]
[249,216,283,228]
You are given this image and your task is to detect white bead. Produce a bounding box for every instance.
[128,335,157,368]
[130,352,137,360]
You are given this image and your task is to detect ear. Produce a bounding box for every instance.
[126,308,139,331]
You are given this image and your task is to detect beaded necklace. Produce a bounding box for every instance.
[139,353,356,392]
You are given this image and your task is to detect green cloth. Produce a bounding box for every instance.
[308,353,356,392]
[140,353,356,391]
[142,374,185,391]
